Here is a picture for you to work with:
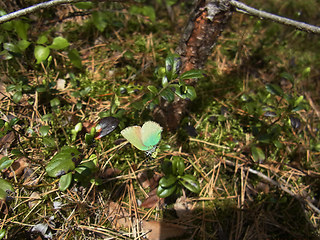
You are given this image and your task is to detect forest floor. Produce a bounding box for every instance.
[1,0,320,239]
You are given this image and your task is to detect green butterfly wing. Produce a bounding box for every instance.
[141,121,163,148]
[121,126,150,151]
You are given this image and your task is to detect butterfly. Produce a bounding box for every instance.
[95,117,119,139]
[121,121,163,157]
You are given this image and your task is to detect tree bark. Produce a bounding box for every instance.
[153,0,233,131]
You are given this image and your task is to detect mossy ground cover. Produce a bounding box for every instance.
[0,1,320,239]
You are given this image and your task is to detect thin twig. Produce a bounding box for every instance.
[230,0,320,34]
[0,0,129,24]
[0,0,82,24]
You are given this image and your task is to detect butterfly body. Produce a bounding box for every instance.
[121,121,163,153]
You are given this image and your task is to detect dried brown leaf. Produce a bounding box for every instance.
[141,188,164,209]
[137,171,152,189]
[5,157,29,178]
[0,131,15,153]
[137,171,162,190]
[142,220,187,240]
[28,192,41,208]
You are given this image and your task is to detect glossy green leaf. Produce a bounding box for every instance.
[159,175,177,188]
[179,69,204,80]
[292,104,306,112]
[50,98,60,107]
[0,229,5,240]
[160,88,175,102]
[34,45,50,63]
[0,50,13,60]
[147,85,158,95]
[41,113,53,121]
[294,95,304,107]
[302,67,311,78]
[185,86,197,100]
[68,49,82,68]
[39,126,50,137]
[0,157,14,171]
[172,84,197,101]
[280,72,294,84]
[179,175,200,194]
[36,85,47,93]
[165,54,180,79]
[157,184,177,198]
[17,40,30,51]
[13,91,22,103]
[171,156,179,174]
[265,84,283,97]
[172,157,185,176]
[36,35,48,45]
[11,149,23,156]
[74,160,97,185]
[161,160,173,175]
[75,161,97,176]
[251,145,265,162]
[74,123,83,133]
[45,147,80,177]
[161,76,168,87]
[76,102,82,110]
[85,133,94,145]
[6,85,16,92]
[49,37,69,50]
[59,172,72,191]
[22,84,32,91]
[159,144,171,151]
[0,178,14,201]
[42,137,56,148]
[3,43,20,53]
[273,140,283,149]
[155,67,166,78]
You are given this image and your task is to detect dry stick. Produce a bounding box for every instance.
[0,0,82,24]
[0,0,128,24]
[230,0,320,34]
[223,158,320,215]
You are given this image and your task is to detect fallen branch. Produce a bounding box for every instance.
[230,0,320,34]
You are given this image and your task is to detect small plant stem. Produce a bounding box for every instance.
[231,0,320,34]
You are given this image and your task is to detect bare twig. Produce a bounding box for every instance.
[230,0,320,34]
[0,0,85,24]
